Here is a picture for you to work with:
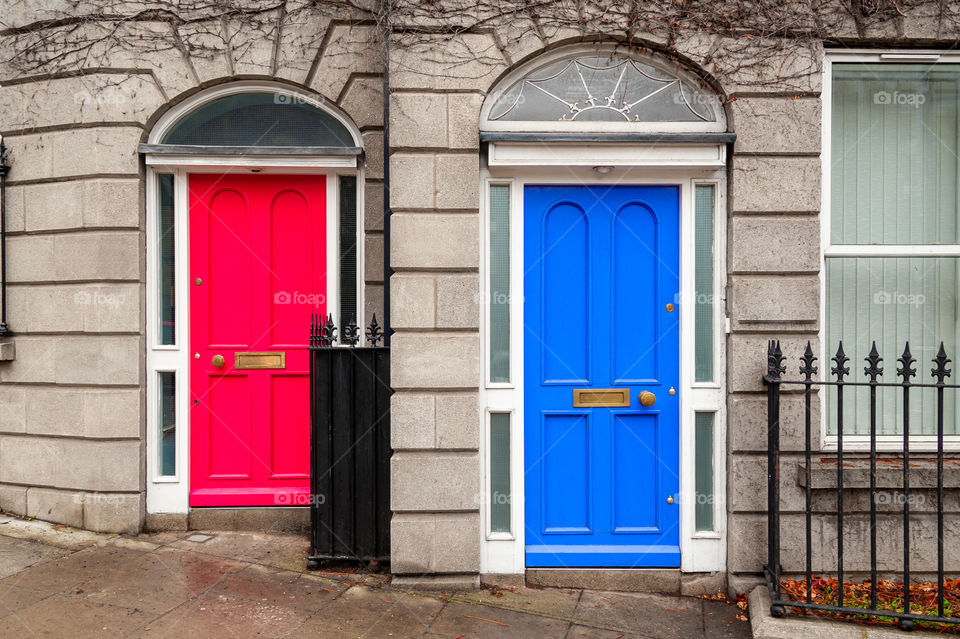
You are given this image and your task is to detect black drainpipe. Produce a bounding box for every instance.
[0,137,10,336]
[381,17,392,346]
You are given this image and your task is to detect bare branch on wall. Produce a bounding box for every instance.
[0,0,958,93]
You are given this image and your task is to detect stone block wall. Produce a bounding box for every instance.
[722,61,825,593]
[0,104,147,531]
[386,30,510,579]
[0,7,384,533]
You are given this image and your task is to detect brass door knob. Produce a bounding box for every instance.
[638,391,656,407]
[211,354,225,368]
[667,496,675,504]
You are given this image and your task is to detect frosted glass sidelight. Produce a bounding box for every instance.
[159,372,176,476]
[695,412,715,532]
[489,185,511,383]
[158,173,175,346]
[694,184,715,383]
[490,413,511,533]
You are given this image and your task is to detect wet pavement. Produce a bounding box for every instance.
[0,515,750,638]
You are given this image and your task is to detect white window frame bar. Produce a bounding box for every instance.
[478,160,728,575]
[821,50,960,452]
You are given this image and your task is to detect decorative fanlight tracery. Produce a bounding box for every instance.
[487,55,720,125]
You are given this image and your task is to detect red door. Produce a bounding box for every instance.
[189,174,326,506]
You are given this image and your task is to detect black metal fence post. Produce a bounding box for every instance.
[765,340,785,616]
[0,137,10,335]
[864,342,882,611]
[897,344,916,631]
[831,343,850,609]
[933,343,951,619]
[800,343,817,604]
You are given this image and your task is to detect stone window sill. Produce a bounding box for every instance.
[798,458,960,490]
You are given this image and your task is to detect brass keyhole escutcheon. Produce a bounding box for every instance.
[211,354,225,368]
[665,303,674,312]
[638,391,656,407]
[667,496,675,504]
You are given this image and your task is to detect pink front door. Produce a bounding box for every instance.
[189,174,326,507]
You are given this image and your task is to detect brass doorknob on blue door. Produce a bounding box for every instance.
[212,354,225,368]
[667,496,674,504]
[638,391,656,407]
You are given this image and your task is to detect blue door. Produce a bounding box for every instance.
[524,184,681,568]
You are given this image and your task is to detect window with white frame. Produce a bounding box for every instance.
[826,54,960,436]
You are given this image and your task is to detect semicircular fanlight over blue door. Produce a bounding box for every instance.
[161,92,356,147]
[489,55,719,123]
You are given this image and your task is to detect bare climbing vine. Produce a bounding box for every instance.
[1,1,959,95]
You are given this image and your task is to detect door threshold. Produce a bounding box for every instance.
[525,568,725,595]
[188,507,309,534]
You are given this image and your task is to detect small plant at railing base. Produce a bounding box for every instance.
[781,576,960,632]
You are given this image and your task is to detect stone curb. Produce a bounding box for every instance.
[748,585,947,638]
[0,513,158,552]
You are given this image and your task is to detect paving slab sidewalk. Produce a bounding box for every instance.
[0,515,750,638]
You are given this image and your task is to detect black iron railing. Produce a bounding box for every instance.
[0,137,10,335]
[765,339,958,630]
[307,314,391,567]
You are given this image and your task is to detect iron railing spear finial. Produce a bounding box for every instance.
[831,341,850,381]
[897,342,916,384]
[932,342,952,384]
[864,341,883,382]
[800,341,818,381]
[766,339,785,382]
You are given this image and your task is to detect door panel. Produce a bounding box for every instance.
[542,413,590,532]
[612,413,659,531]
[190,173,326,507]
[206,374,252,479]
[270,190,313,347]
[207,189,251,347]
[612,204,659,383]
[269,373,311,479]
[542,204,589,384]
[525,184,680,567]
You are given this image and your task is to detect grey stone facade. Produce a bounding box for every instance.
[1,0,959,592]
[0,3,385,533]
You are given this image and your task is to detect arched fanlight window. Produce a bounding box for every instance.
[481,48,726,133]
[158,91,358,148]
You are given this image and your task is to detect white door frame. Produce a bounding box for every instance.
[478,144,728,574]
[145,159,365,514]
